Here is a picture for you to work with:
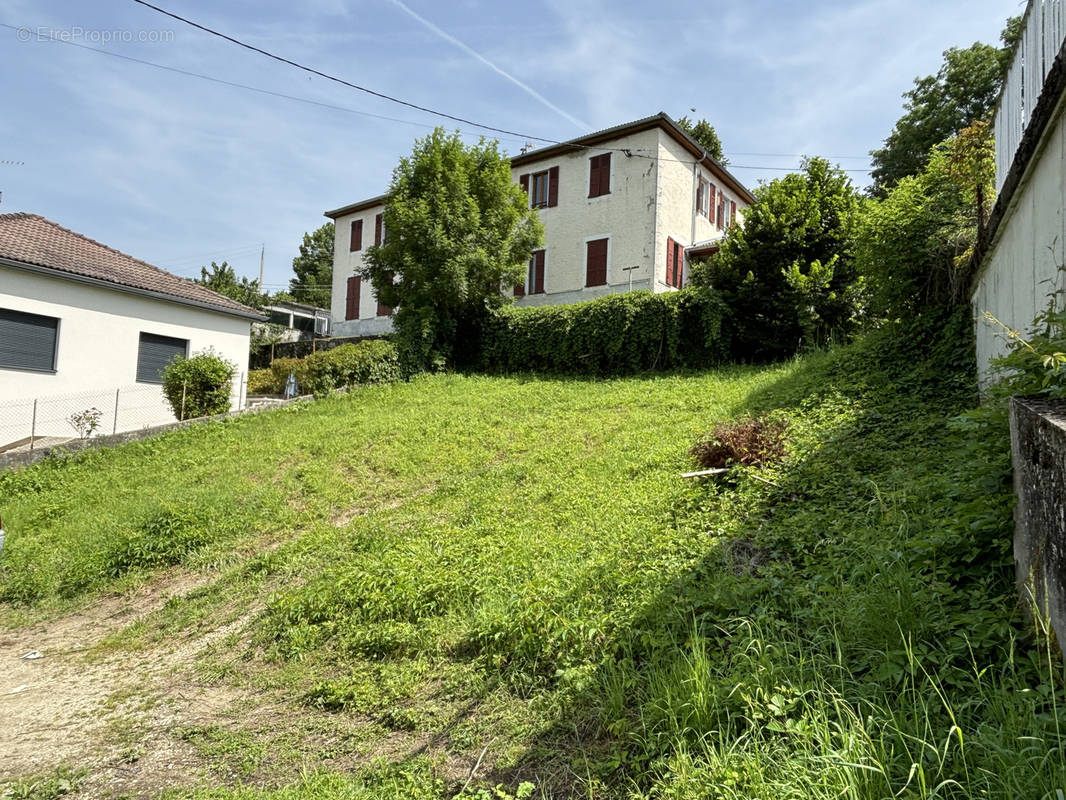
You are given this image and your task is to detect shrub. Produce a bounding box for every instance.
[161,349,236,420]
[265,340,400,397]
[690,414,789,469]
[247,368,279,395]
[480,288,729,375]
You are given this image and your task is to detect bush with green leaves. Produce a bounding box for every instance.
[479,287,729,374]
[247,368,278,395]
[691,157,865,361]
[266,340,400,397]
[161,349,236,421]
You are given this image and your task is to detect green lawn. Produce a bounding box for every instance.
[2,316,1063,799]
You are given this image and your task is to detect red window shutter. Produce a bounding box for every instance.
[547,166,559,207]
[709,186,716,223]
[676,242,684,287]
[666,237,675,287]
[345,275,361,320]
[520,173,530,196]
[600,153,611,195]
[585,239,608,286]
[588,157,600,198]
[534,249,545,294]
[730,200,737,225]
[375,213,383,246]
[349,219,363,252]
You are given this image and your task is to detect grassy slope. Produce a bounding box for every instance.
[2,316,1064,799]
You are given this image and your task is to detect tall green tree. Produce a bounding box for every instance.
[194,261,267,309]
[289,222,334,309]
[870,17,1019,196]
[676,115,727,164]
[363,128,543,371]
[692,157,865,360]
[858,121,994,320]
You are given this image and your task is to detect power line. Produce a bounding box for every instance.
[126,3,872,175]
[0,23,530,146]
[130,0,559,143]
[6,16,872,176]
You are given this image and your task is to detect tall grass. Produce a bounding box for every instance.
[2,312,1063,798]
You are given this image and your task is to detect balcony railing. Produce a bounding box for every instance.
[995,0,1066,193]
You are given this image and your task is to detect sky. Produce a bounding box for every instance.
[0,0,1022,296]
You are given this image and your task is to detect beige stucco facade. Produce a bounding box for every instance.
[327,115,752,337]
[0,265,253,445]
[973,92,1066,387]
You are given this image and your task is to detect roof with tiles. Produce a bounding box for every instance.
[0,213,262,319]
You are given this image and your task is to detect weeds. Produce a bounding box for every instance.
[2,312,1061,798]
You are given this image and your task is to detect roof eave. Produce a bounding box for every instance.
[0,257,267,322]
[323,192,390,219]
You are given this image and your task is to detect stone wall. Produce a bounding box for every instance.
[1010,397,1066,646]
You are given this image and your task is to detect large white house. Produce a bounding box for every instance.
[0,213,262,447]
[325,113,755,337]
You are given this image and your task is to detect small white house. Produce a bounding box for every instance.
[0,213,263,448]
[325,113,755,337]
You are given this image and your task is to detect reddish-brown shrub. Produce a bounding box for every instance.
[690,415,788,469]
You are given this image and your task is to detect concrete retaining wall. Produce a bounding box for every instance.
[1010,396,1066,646]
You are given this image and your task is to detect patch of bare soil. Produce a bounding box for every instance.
[0,568,253,795]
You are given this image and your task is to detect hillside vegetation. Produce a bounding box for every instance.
[1,313,1062,799]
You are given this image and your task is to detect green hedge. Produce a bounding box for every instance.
[265,340,400,396]
[479,288,730,375]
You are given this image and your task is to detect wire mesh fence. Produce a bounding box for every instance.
[0,374,248,452]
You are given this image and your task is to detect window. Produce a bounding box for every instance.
[519,166,559,208]
[0,308,59,372]
[585,238,608,286]
[696,179,710,216]
[666,238,684,288]
[136,332,188,384]
[531,170,549,208]
[588,153,611,198]
[345,276,361,321]
[528,249,545,294]
[349,219,363,252]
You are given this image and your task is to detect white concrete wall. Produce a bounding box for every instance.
[973,98,1066,387]
[330,203,394,337]
[654,131,746,289]
[0,266,252,444]
[511,127,661,304]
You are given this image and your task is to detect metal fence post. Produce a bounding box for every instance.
[113,388,120,434]
[180,380,187,421]
[30,398,37,451]
[239,371,245,410]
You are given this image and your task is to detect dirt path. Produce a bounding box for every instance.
[0,570,256,794]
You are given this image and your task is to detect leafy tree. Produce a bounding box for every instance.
[363,128,543,372]
[289,222,334,309]
[858,121,994,319]
[194,261,267,309]
[676,115,727,164]
[691,157,865,360]
[870,17,1018,196]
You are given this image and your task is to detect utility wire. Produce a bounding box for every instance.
[7,14,872,174]
[130,0,558,143]
[125,4,873,174]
